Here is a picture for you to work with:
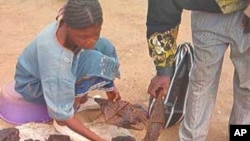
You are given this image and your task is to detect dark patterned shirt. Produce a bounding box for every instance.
[146,0,250,76]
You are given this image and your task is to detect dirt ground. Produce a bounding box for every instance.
[0,0,234,141]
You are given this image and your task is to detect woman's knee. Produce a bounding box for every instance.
[94,38,117,57]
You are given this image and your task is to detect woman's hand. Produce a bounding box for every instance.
[106,87,121,102]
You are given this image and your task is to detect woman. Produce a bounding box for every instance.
[14,0,120,140]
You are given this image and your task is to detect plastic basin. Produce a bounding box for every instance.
[0,80,51,125]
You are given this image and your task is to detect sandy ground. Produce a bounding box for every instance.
[0,0,234,140]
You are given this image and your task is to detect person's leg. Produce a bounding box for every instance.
[179,11,230,141]
[76,37,120,83]
[228,11,250,125]
[93,38,119,61]
[230,48,250,124]
[73,38,120,110]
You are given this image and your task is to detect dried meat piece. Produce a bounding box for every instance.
[24,139,40,141]
[112,135,136,141]
[94,98,148,130]
[0,127,20,141]
[47,134,70,141]
[143,89,165,141]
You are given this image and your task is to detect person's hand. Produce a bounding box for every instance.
[106,87,121,102]
[242,14,250,33]
[147,75,170,98]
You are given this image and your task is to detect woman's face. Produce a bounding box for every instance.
[67,23,102,49]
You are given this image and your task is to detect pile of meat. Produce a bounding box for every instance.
[0,128,70,141]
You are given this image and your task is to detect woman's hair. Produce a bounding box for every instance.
[63,0,103,29]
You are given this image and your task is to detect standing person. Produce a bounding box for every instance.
[14,0,120,140]
[146,0,250,140]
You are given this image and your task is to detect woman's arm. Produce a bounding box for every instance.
[56,116,106,141]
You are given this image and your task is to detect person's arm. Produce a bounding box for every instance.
[37,49,106,140]
[146,0,183,97]
[41,77,106,141]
